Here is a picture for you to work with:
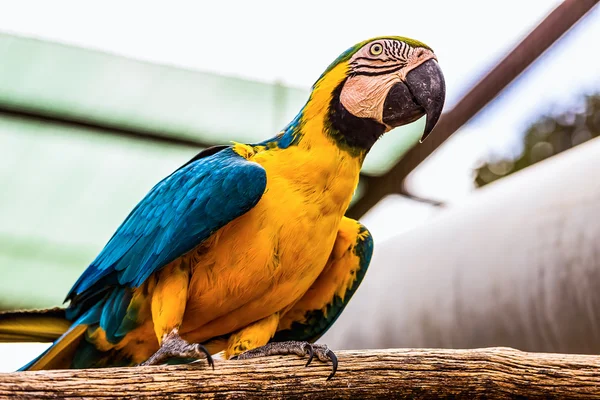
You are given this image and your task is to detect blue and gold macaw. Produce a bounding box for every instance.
[0,36,445,379]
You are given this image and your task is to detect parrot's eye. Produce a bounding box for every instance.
[369,43,383,56]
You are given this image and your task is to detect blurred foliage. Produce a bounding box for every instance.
[475,94,600,187]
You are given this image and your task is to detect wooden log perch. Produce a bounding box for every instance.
[1,347,600,399]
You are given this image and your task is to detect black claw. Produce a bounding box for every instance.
[326,349,338,381]
[304,343,315,367]
[198,344,215,370]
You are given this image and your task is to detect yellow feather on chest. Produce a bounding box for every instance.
[176,63,362,342]
[180,138,361,342]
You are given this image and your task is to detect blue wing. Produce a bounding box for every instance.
[66,147,266,315]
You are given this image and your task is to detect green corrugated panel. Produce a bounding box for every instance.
[0,114,197,307]
[0,33,425,175]
[0,33,307,145]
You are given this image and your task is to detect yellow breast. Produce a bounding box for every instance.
[180,141,361,343]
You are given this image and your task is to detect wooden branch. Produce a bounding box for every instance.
[2,347,600,399]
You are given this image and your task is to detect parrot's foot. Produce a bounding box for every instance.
[139,329,214,368]
[236,341,338,380]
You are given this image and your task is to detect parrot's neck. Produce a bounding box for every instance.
[267,63,385,160]
[250,64,384,209]
[260,80,384,161]
[325,81,386,154]
[254,122,362,216]
[248,101,367,216]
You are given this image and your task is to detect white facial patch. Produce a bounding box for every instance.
[340,73,400,125]
[339,39,435,127]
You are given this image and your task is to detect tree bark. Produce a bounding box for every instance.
[1,347,600,399]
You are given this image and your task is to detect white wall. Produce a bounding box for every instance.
[323,137,600,354]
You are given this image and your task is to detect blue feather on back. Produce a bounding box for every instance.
[65,148,267,327]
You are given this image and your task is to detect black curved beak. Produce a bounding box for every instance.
[382,59,446,142]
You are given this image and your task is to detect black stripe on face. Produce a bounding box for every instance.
[353,56,395,63]
[349,40,414,76]
[402,43,410,58]
[352,64,406,77]
[388,40,409,60]
[383,42,392,57]
[354,61,406,70]
[381,41,410,63]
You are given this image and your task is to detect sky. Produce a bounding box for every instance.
[0,0,599,371]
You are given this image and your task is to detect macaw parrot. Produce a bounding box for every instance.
[0,36,445,379]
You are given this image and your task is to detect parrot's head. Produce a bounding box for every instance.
[308,36,445,151]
